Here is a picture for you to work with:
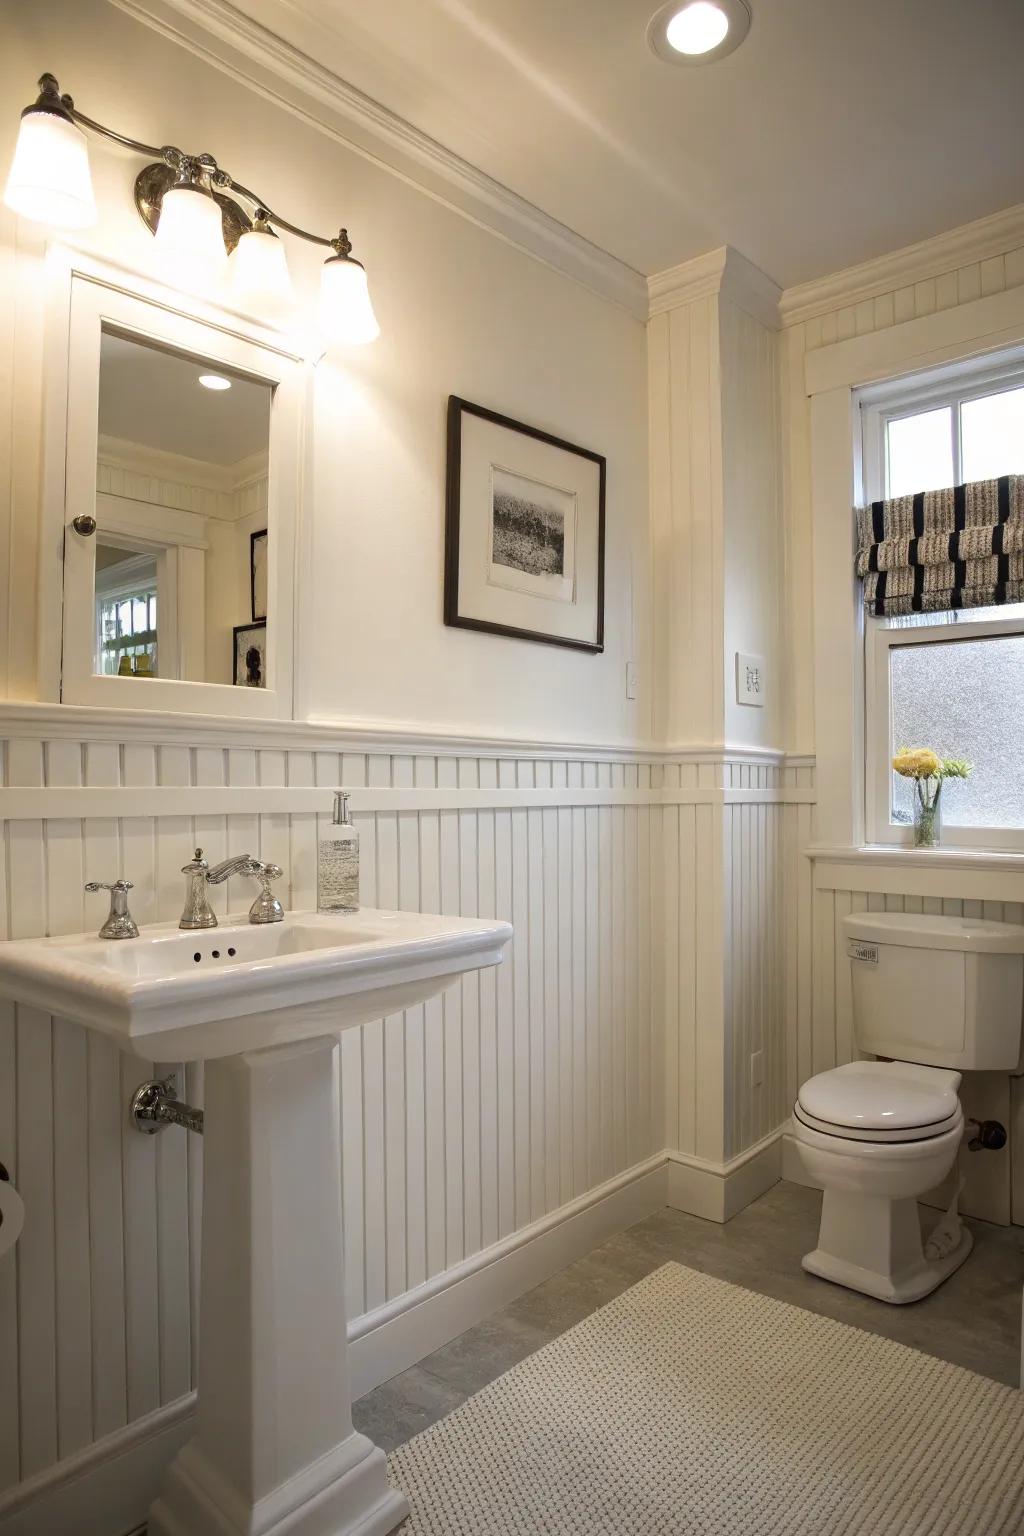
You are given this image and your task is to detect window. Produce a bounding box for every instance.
[861,353,1024,851]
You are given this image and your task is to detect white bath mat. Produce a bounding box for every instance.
[388,1262,1024,1534]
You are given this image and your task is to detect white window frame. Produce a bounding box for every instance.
[860,349,1024,852]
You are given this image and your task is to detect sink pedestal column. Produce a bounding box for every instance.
[148,1035,409,1536]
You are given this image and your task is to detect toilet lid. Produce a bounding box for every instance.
[797,1061,961,1137]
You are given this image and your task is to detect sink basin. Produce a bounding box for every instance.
[0,906,512,1060]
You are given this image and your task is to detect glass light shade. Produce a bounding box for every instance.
[3,109,97,228]
[666,1,729,53]
[230,226,293,311]
[319,255,380,345]
[152,184,227,290]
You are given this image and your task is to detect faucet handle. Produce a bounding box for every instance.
[85,880,139,940]
[248,862,284,924]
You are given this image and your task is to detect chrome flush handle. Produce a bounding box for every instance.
[84,879,140,940]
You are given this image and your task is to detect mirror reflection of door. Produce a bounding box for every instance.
[92,327,273,684]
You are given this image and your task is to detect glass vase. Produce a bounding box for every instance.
[914,789,942,849]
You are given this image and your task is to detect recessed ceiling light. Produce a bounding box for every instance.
[198,373,232,391]
[647,0,751,65]
[667,2,728,53]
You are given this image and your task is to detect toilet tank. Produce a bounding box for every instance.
[843,912,1024,1071]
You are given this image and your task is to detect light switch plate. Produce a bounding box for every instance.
[736,652,766,707]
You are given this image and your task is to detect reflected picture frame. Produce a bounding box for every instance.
[250,527,268,622]
[233,618,267,688]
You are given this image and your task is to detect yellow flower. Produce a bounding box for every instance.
[892,747,942,780]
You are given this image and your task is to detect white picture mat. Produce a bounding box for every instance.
[456,413,601,644]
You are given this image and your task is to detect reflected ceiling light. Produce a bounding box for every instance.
[198,374,232,391]
[647,0,750,65]
[3,72,379,344]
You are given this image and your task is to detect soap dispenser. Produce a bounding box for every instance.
[318,791,360,913]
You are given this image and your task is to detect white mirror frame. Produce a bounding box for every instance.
[40,247,310,720]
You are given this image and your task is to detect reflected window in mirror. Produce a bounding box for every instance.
[95,326,273,685]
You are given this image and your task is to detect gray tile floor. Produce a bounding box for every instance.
[352,1180,1024,1453]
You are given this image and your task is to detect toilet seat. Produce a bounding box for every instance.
[795,1060,962,1144]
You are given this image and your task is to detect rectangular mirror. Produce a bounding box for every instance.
[50,258,305,719]
[94,328,273,685]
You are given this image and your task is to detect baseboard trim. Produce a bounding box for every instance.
[0,1397,194,1536]
[348,1153,669,1396]
[0,1153,668,1536]
[666,1128,784,1223]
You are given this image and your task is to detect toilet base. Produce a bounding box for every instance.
[802,1191,974,1304]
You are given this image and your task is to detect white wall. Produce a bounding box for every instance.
[720,298,782,752]
[0,0,651,747]
[778,215,1024,1222]
[0,0,659,1523]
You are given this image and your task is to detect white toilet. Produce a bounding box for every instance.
[793,911,1024,1304]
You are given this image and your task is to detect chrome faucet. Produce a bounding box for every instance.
[85,879,140,939]
[204,853,285,925]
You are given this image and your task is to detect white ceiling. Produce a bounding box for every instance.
[229,0,1024,288]
[98,331,272,467]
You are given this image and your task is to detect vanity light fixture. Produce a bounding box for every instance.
[2,73,380,345]
[647,0,751,65]
[198,374,232,391]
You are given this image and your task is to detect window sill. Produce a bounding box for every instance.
[808,843,1024,874]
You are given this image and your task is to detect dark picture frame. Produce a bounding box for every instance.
[250,527,268,622]
[233,619,267,688]
[444,396,606,652]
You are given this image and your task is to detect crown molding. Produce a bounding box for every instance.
[647,245,781,330]
[110,0,648,321]
[779,202,1024,328]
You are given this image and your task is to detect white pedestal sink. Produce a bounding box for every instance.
[0,908,512,1536]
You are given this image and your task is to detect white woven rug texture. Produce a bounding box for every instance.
[388,1261,1024,1534]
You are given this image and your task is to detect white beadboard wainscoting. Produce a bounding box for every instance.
[0,714,814,1533]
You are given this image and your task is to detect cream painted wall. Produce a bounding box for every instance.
[0,0,650,746]
[777,219,1024,1224]
[720,297,781,751]
[0,4,660,1524]
[778,231,1024,759]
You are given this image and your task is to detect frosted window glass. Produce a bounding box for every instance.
[961,386,1024,482]
[886,407,953,498]
[890,636,1024,829]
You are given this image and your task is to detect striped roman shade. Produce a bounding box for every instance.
[855,474,1024,617]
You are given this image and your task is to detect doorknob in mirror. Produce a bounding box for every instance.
[71,513,97,536]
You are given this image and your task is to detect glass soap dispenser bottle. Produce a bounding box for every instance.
[318,790,360,913]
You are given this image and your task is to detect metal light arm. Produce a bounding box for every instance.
[37,72,355,257]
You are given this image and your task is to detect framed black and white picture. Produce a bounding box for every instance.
[250,528,268,622]
[233,619,267,688]
[444,396,606,651]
